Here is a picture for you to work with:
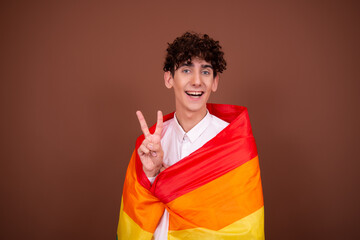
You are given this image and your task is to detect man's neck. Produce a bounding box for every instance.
[175,108,207,133]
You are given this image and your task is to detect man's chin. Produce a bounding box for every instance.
[185,103,207,114]
[175,98,208,115]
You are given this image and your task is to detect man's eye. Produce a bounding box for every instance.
[202,70,210,75]
[182,69,190,73]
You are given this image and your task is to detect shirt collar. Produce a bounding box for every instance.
[173,110,212,143]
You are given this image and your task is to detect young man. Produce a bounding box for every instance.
[117,32,264,240]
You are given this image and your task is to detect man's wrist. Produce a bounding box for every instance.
[143,168,160,177]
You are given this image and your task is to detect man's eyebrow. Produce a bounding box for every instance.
[178,63,213,69]
[201,64,213,69]
[179,62,194,67]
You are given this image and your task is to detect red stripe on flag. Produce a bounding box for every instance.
[135,104,257,203]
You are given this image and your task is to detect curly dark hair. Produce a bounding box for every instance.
[163,32,227,77]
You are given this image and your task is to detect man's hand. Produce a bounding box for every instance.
[136,110,164,177]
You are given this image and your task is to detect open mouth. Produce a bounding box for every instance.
[185,91,204,97]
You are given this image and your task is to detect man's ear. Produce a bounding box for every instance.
[164,71,173,89]
[211,75,219,92]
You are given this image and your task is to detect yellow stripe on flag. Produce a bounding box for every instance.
[168,206,264,240]
[117,198,153,240]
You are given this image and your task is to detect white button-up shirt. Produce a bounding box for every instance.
[149,111,229,240]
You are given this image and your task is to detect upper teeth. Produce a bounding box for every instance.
[187,91,202,96]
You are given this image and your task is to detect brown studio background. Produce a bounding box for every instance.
[0,0,359,239]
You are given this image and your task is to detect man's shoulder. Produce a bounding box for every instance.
[161,116,175,136]
[209,113,229,131]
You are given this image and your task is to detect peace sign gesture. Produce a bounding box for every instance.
[136,110,164,177]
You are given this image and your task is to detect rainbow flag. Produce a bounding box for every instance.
[117,104,264,239]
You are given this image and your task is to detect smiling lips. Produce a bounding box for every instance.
[185,91,204,97]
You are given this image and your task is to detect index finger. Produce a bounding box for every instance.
[154,110,163,135]
[136,111,150,137]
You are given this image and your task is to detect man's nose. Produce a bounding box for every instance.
[191,72,201,86]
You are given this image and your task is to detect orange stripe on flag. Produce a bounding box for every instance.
[122,151,165,233]
[167,156,263,231]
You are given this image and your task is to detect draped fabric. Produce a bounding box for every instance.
[117,104,264,240]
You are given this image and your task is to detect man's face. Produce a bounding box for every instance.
[164,58,219,115]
